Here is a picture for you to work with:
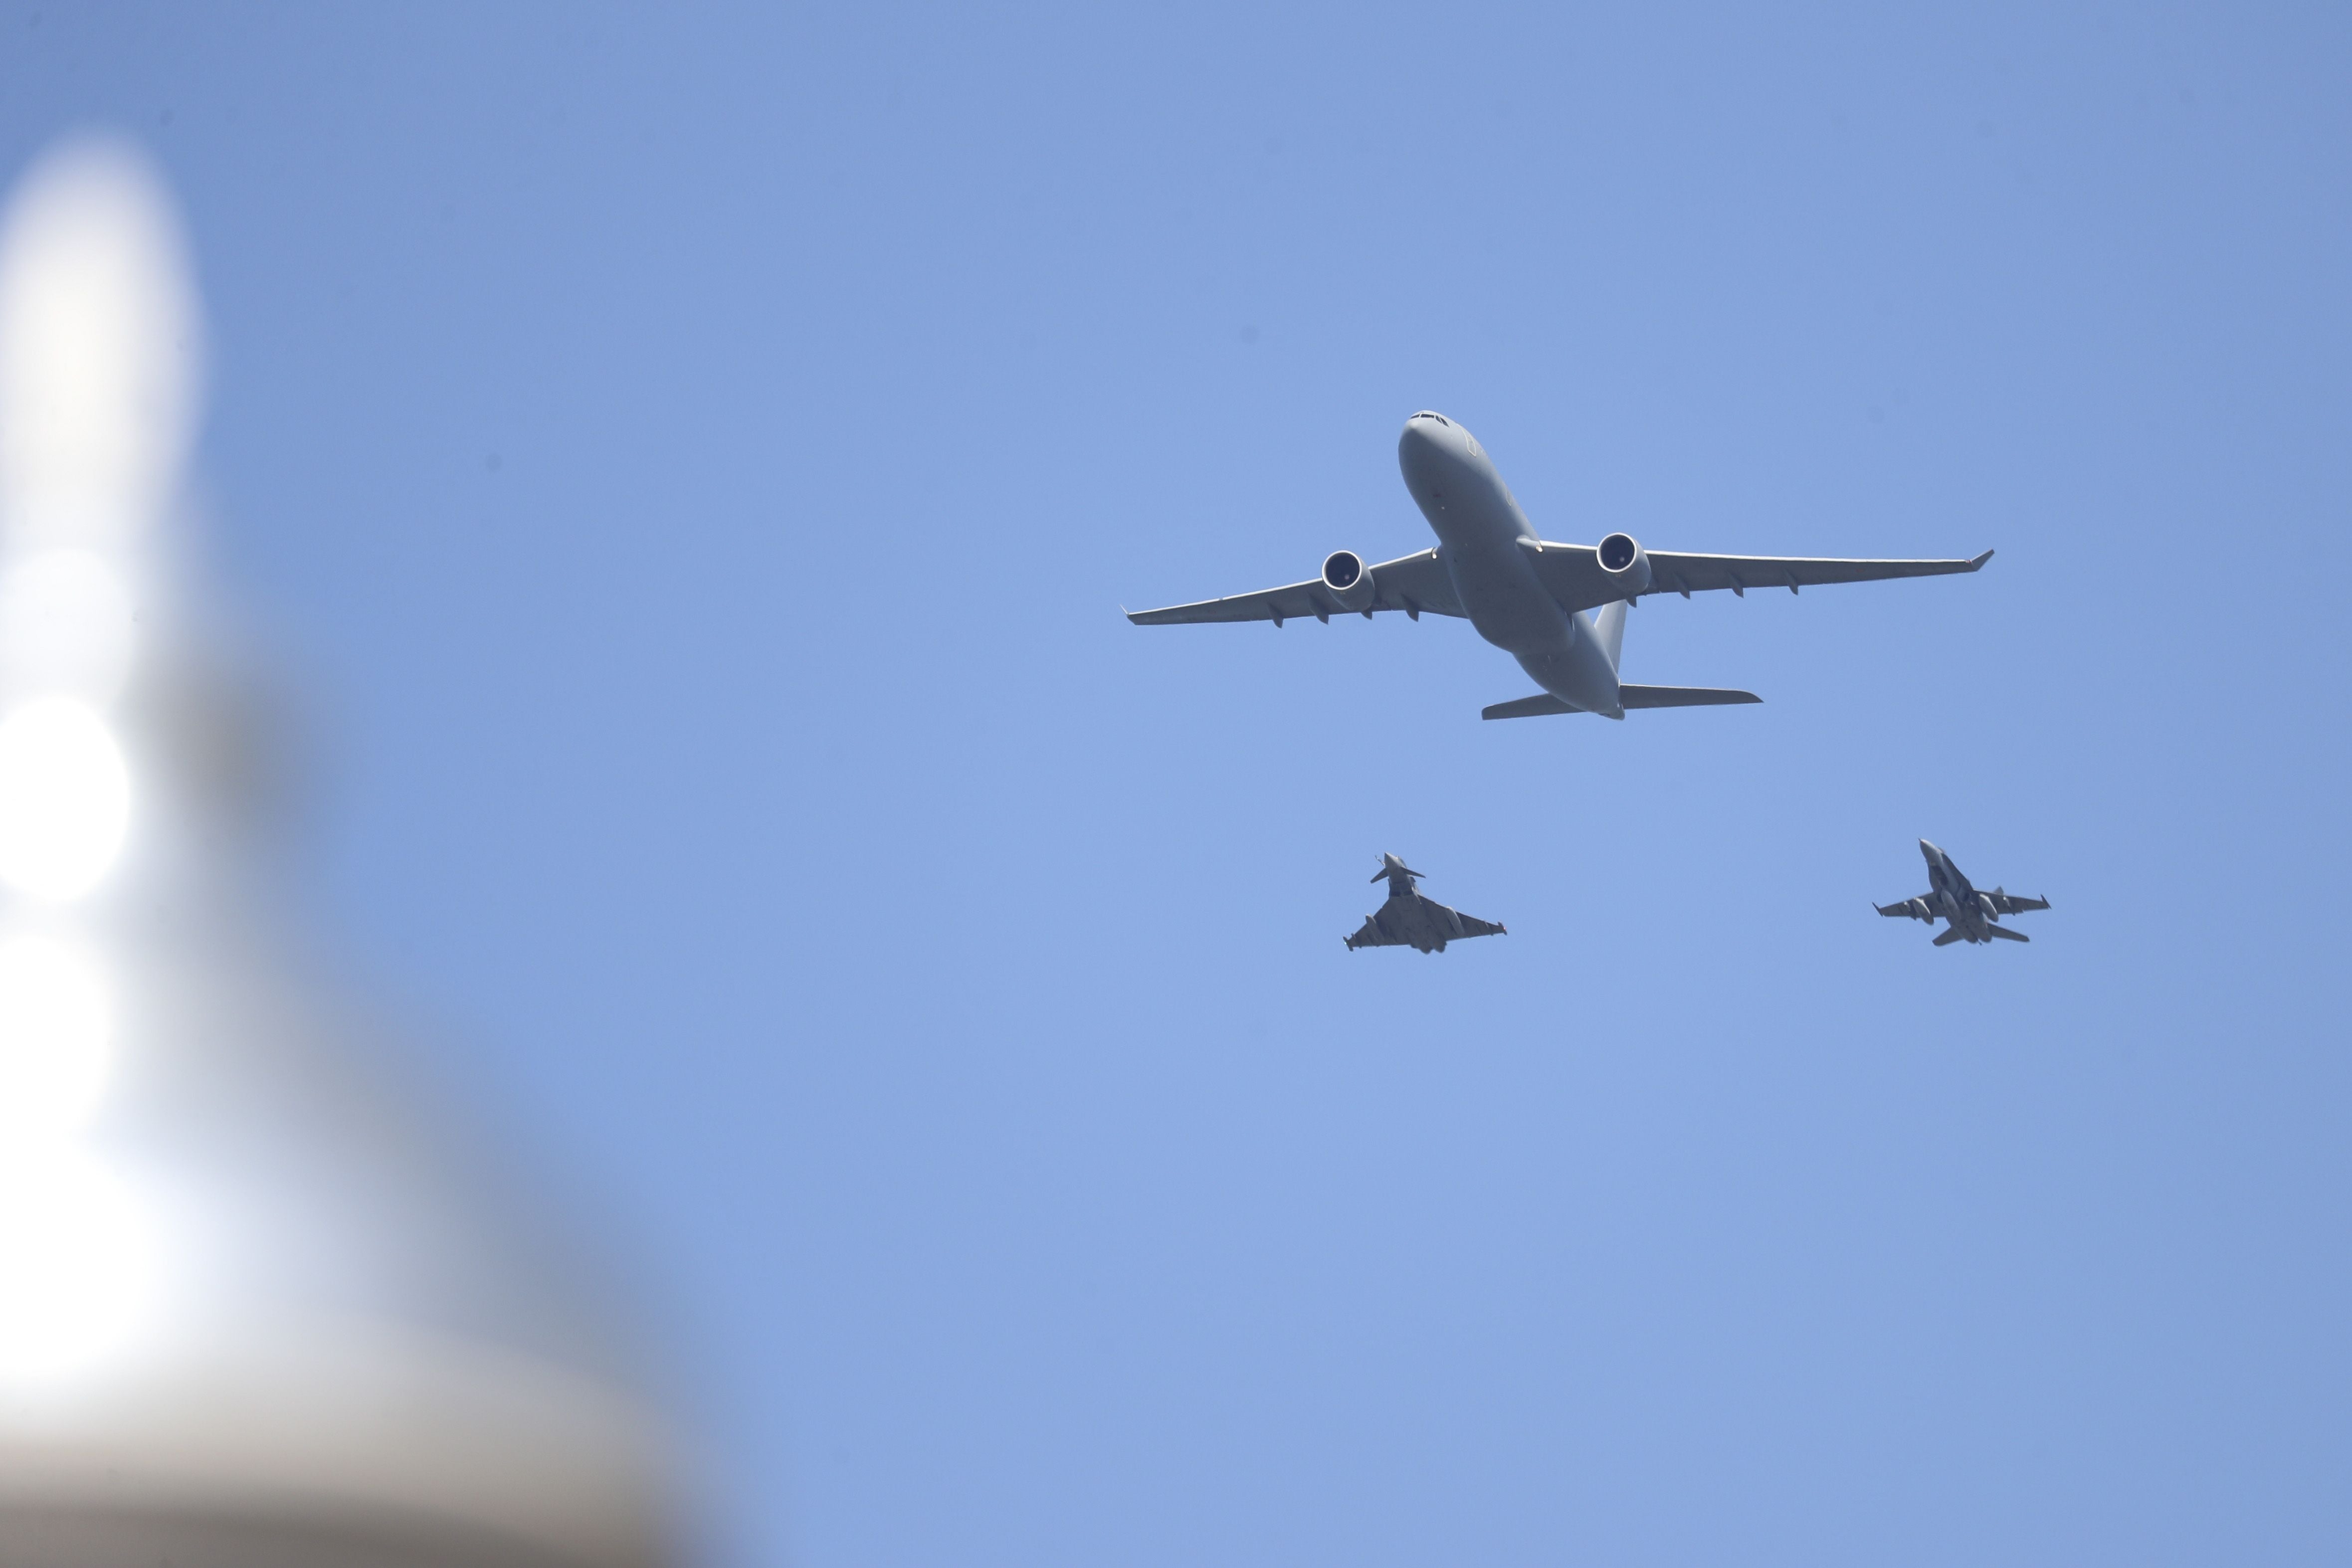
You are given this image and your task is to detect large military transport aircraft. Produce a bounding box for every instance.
[1345,855,1506,954]
[1877,839,2050,946]
[1129,411,1992,719]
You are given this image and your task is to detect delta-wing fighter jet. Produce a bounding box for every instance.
[1878,839,2050,946]
[1345,854,1506,954]
[1129,411,1990,719]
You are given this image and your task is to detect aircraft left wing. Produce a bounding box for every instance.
[1127,549,1465,626]
[1527,543,1992,614]
[1877,896,1936,920]
[1982,890,2050,915]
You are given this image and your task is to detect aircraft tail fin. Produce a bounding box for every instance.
[1591,600,1627,672]
[1933,926,1967,946]
[1985,924,2031,944]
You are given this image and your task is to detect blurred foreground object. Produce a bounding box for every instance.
[0,138,678,1568]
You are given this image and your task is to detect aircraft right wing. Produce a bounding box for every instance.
[1640,547,1993,598]
[1982,890,2051,915]
[1127,549,1465,626]
[1877,896,1936,920]
[1527,543,1992,614]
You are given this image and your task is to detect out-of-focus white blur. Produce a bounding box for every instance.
[0,138,681,1568]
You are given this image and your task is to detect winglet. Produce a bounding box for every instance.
[1965,549,1994,570]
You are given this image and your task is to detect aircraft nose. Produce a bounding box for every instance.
[1397,410,1457,486]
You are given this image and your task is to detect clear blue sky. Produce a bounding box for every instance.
[4,4,2347,1564]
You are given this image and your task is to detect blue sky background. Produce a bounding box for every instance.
[5,4,2349,1564]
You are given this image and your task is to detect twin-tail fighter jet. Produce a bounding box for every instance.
[1129,412,1992,719]
[1344,854,1506,954]
[1877,839,2050,946]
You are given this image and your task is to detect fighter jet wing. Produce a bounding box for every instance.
[1345,899,1505,952]
[1982,890,2051,915]
[1344,915,1409,950]
[1128,549,1465,625]
[1417,896,1505,943]
[1527,543,1991,613]
[1876,895,1937,919]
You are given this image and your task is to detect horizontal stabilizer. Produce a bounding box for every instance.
[1985,924,2031,943]
[1619,684,1763,709]
[1481,693,1575,720]
[1481,685,1762,721]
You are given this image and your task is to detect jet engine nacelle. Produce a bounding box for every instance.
[1322,550,1375,612]
[1596,532,1653,598]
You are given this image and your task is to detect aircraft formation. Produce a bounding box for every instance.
[1129,411,2047,953]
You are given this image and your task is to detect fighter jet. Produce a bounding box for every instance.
[1345,854,1506,954]
[1129,411,1990,719]
[1877,839,2051,946]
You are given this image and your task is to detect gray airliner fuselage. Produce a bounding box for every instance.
[1396,412,1625,716]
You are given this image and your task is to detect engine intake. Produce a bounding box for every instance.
[1596,532,1652,598]
[1322,550,1375,612]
